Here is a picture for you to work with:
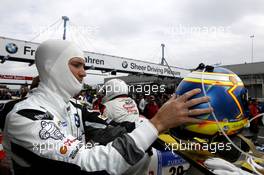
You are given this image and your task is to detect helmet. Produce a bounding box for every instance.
[100,79,129,103]
[174,65,248,136]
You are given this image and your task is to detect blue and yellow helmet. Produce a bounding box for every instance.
[175,65,248,136]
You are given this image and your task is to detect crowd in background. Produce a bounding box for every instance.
[134,93,171,119]
[2,84,264,120]
[4,84,263,123]
[246,98,264,145]
[72,88,264,125]
[0,89,12,100]
[0,86,29,100]
[75,89,172,119]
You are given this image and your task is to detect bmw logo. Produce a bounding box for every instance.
[122,61,128,69]
[5,43,18,54]
[74,114,80,128]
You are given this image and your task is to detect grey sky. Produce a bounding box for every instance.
[0,0,263,86]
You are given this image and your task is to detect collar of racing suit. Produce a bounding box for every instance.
[33,39,85,116]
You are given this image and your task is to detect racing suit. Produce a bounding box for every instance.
[3,39,158,175]
[103,97,140,123]
[3,89,157,175]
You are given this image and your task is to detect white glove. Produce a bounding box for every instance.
[204,158,253,175]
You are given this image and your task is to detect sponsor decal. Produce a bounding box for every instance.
[39,121,64,140]
[34,112,53,120]
[122,61,128,68]
[60,146,68,154]
[64,138,77,147]
[156,150,190,175]
[161,151,187,166]
[74,114,80,128]
[69,142,83,159]
[58,121,68,127]
[85,56,104,65]
[0,75,33,80]
[129,62,180,76]
[5,43,18,54]
[122,100,138,114]
[23,46,36,56]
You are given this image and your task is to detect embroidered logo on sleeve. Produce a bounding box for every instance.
[34,111,53,120]
[39,121,64,140]
[123,99,138,114]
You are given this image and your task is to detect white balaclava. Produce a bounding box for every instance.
[35,40,84,102]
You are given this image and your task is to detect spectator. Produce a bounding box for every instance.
[0,90,11,100]
[248,99,260,143]
[93,94,105,113]
[144,95,160,119]
[19,85,29,98]
[86,91,93,103]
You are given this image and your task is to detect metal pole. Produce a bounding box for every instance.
[250,35,255,97]
[62,16,69,40]
[250,35,254,63]
[161,43,165,65]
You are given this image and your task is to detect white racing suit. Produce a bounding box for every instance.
[3,94,158,175]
